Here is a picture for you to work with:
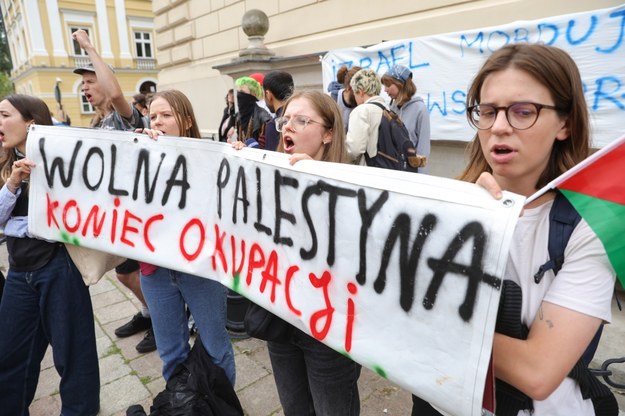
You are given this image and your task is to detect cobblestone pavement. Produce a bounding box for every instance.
[25,271,413,416]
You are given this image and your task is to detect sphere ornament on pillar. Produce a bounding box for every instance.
[239,9,274,59]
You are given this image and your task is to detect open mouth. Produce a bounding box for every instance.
[493,145,513,155]
[283,136,295,152]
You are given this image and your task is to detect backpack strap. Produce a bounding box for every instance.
[534,191,582,283]
[367,101,387,111]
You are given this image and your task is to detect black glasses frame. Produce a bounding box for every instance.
[467,102,559,130]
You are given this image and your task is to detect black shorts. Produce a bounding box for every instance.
[115,259,140,274]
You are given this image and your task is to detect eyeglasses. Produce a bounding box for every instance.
[275,115,326,132]
[467,102,560,130]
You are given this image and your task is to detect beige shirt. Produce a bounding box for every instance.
[345,95,386,165]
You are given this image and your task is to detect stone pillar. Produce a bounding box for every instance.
[239,9,274,60]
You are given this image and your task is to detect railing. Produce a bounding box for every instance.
[135,58,156,70]
[72,55,91,67]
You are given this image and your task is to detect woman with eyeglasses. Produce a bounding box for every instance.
[412,44,617,416]
[239,90,358,415]
[381,64,430,173]
[136,90,236,388]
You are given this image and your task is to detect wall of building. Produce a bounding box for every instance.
[153,0,623,177]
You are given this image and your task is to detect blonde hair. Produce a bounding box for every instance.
[350,69,381,96]
[277,90,349,164]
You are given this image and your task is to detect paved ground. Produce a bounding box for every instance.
[15,265,413,415]
[1,242,624,415]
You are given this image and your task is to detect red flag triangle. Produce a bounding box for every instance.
[558,140,625,205]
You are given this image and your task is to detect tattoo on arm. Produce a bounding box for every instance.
[538,306,554,328]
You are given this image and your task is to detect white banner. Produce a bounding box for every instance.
[322,5,625,148]
[27,126,524,415]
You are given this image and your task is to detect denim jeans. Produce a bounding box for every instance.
[140,268,235,385]
[0,247,100,416]
[268,329,362,416]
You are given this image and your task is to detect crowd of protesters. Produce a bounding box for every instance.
[0,41,617,416]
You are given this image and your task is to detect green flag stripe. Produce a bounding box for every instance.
[560,189,625,287]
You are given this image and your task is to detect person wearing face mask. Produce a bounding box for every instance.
[0,94,100,416]
[233,76,272,148]
[136,90,236,387]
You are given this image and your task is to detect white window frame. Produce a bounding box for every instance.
[133,30,153,58]
[69,26,91,56]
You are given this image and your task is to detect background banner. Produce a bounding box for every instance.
[322,5,625,148]
[27,125,524,415]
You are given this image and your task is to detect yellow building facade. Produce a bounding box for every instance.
[2,0,157,127]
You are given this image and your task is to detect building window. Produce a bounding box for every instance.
[134,31,152,58]
[70,27,90,56]
[80,93,94,114]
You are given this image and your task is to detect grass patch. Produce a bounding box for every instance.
[103,344,121,358]
[140,376,153,385]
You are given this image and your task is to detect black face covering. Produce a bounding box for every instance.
[237,91,258,129]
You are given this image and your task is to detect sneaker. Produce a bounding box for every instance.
[136,328,156,353]
[115,312,151,338]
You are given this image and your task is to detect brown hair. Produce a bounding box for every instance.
[458,44,589,188]
[0,94,53,184]
[277,90,349,164]
[381,74,417,107]
[149,90,201,139]
[343,66,362,90]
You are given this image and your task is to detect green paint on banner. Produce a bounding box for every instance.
[59,231,81,246]
[232,273,241,292]
[373,365,387,379]
[60,231,70,242]
[560,189,625,286]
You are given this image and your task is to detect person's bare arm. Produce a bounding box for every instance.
[72,30,132,120]
[494,301,601,400]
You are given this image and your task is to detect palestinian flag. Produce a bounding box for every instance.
[528,134,625,287]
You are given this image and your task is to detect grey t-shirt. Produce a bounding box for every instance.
[96,107,142,131]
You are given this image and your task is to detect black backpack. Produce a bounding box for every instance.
[364,102,425,172]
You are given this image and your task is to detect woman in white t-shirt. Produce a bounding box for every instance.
[412,44,617,416]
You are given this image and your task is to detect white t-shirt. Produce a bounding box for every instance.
[507,200,615,416]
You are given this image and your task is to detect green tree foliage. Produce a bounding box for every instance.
[0,11,13,97]
[0,12,12,73]
[0,72,12,97]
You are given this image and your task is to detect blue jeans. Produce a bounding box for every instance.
[0,247,100,416]
[268,329,361,416]
[140,268,235,385]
